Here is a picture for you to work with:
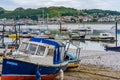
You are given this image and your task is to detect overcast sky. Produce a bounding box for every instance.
[0,0,120,11]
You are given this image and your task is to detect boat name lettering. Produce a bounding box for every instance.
[6,61,18,66]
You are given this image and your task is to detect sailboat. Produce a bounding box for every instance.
[105,21,119,52]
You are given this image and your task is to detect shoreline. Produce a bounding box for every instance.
[0,22,120,26]
[68,49,120,71]
[40,22,120,25]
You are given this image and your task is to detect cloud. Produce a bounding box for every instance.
[2,0,120,11]
[10,0,72,7]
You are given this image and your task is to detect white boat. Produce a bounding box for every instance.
[71,26,93,34]
[91,32,115,41]
[69,32,86,39]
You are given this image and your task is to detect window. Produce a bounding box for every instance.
[60,47,65,61]
[19,42,28,52]
[48,49,54,56]
[36,45,46,56]
[28,43,37,55]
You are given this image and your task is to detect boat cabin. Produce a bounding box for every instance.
[99,33,113,38]
[13,38,66,65]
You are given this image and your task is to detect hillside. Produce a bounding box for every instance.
[0,6,120,20]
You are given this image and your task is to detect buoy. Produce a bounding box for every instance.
[59,69,64,80]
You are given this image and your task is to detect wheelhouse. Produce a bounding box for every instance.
[15,38,66,64]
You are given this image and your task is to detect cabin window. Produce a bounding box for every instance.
[103,34,107,36]
[60,47,65,61]
[28,43,37,55]
[48,49,54,56]
[36,45,46,56]
[19,42,28,52]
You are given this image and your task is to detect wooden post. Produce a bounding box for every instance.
[59,69,64,80]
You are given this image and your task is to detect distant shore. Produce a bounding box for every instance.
[62,22,120,25]
[0,22,120,26]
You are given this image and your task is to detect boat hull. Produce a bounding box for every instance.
[66,53,80,68]
[67,62,80,68]
[1,58,66,80]
[105,46,120,52]
[20,36,32,38]
[1,74,57,80]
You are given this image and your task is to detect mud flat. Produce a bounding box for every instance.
[56,50,120,80]
[69,49,120,71]
[55,64,120,80]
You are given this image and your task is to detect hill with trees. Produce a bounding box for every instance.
[0,6,120,20]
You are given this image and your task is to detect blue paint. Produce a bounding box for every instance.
[66,52,80,63]
[2,59,60,76]
[66,53,77,59]
[6,61,18,66]
[30,38,64,48]
[36,70,41,80]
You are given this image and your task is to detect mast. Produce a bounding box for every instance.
[18,24,21,44]
[14,24,18,48]
[115,17,118,47]
[46,13,49,30]
[1,19,6,46]
[59,20,62,34]
[42,9,45,26]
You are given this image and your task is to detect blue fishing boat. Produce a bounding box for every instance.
[1,38,68,80]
